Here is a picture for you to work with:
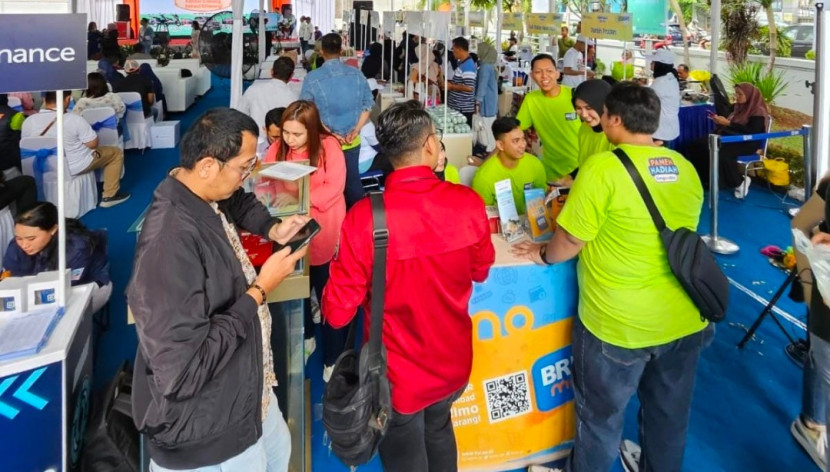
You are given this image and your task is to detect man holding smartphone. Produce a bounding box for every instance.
[128,108,309,472]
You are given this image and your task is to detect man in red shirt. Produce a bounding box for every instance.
[323,101,495,471]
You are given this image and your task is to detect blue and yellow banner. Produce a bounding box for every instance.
[582,12,634,41]
[526,13,565,36]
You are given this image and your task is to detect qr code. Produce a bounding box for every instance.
[483,371,532,423]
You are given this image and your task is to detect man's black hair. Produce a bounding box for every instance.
[531,53,556,70]
[43,91,72,104]
[272,56,295,81]
[375,100,433,167]
[180,108,259,169]
[0,94,7,107]
[452,36,469,51]
[321,33,342,55]
[677,64,690,73]
[265,107,286,128]
[604,82,661,135]
[491,116,521,141]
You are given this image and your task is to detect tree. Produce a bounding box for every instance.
[669,0,692,67]
[759,0,778,71]
[722,0,761,65]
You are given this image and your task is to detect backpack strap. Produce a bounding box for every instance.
[366,192,388,374]
[612,148,667,231]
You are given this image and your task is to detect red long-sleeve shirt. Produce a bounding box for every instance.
[323,166,495,414]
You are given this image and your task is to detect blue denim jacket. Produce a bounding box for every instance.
[475,63,498,118]
[300,59,375,136]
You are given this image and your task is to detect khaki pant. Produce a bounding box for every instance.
[83,146,123,198]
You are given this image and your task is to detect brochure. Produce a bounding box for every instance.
[495,179,524,242]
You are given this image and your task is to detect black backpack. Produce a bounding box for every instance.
[614,148,729,322]
[322,193,392,466]
[81,362,140,472]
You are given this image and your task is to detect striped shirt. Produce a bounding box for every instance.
[447,57,477,114]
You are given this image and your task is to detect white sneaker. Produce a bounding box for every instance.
[791,416,827,470]
[620,439,641,472]
[322,364,334,383]
[303,338,316,365]
[734,176,752,199]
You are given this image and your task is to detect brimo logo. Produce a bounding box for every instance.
[0,47,76,64]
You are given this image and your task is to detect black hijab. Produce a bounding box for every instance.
[362,42,383,79]
[572,79,612,132]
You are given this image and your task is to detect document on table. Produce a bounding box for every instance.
[259,162,317,181]
[794,229,830,305]
[0,307,63,360]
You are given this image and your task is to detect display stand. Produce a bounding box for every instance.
[0,285,94,471]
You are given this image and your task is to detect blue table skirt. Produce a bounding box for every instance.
[671,103,714,155]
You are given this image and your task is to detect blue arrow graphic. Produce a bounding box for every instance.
[0,375,20,419]
[13,367,48,410]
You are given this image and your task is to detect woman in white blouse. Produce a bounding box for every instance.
[648,49,681,146]
[73,72,126,121]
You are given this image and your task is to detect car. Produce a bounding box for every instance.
[667,24,684,44]
[781,23,814,57]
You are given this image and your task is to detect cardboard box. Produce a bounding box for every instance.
[151,121,181,149]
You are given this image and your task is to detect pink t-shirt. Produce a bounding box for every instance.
[284,135,346,266]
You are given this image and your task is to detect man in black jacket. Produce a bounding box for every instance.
[128,108,308,471]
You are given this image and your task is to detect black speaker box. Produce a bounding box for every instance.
[116,4,130,22]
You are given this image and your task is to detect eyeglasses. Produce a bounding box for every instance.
[218,158,257,180]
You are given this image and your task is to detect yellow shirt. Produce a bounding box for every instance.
[557,144,707,348]
[577,122,614,167]
[444,164,460,184]
[516,89,581,181]
[471,153,547,214]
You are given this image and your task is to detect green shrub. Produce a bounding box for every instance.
[806,50,816,60]
[729,62,789,104]
[755,26,792,58]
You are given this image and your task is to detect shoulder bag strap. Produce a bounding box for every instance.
[367,192,388,374]
[40,117,58,137]
[612,148,667,231]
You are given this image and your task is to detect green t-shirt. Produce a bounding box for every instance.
[516,89,580,182]
[471,152,547,214]
[556,144,707,348]
[445,164,460,184]
[558,37,576,58]
[577,122,614,167]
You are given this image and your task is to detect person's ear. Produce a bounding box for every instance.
[495,139,506,153]
[198,157,215,178]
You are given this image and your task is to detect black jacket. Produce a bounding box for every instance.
[128,176,279,469]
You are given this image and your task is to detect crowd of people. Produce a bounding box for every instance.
[15,17,817,472]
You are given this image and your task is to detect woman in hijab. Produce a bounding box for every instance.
[686,82,770,191]
[138,63,167,115]
[572,79,614,168]
[361,42,383,80]
[648,49,681,146]
[475,42,499,152]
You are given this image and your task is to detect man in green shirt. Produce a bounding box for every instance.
[557,26,575,59]
[471,117,547,214]
[513,83,712,472]
[516,54,580,183]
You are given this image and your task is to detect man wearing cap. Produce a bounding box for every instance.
[649,49,681,146]
[114,60,156,119]
[562,35,594,88]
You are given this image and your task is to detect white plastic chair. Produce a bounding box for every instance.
[459,165,478,188]
[19,137,98,218]
[7,96,22,112]
[81,107,126,182]
[0,207,14,264]
[117,92,153,150]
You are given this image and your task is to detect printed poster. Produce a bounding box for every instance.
[453,262,578,470]
[501,12,524,31]
[526,13,564,36]
[469,10,485,27]
[582,12,634,41]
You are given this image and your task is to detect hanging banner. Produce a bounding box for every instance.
[404,11,425,36]
[501,12,524,31]
[359,9,369,24]
[382,11,396,36]
[469,11,485,27]
[174,0,232,10]
[424,11,452,41]
[370,11,380,27]
[453,261,578,470]
[0,14,87,93]
[581,12,634,41]
[628,0,667,36]
[526,13,564,35]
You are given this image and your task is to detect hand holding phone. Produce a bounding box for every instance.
[276,218,321,253]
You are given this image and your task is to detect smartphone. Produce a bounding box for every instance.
[278,219,321,253]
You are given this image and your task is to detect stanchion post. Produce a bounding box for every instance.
[803,125,813,198]
[701,133,740,254]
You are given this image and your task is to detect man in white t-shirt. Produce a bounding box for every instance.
[21,91,129,207]
[562,35,594,88]
[238,56,299,136]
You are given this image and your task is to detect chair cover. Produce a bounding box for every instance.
[117,92,153,150]
[20,137,98,218]
[0,207,14,265]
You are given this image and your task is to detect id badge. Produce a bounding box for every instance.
[565,112,577,121]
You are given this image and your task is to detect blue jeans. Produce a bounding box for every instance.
[150,392,291,472]
[342,145,365,208]
[569,317,714,472]
[802,334,830,472]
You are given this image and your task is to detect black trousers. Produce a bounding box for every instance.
[378,388,464,472]
[0,175,36,215]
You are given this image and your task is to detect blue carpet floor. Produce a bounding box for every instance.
[90,79,816,471]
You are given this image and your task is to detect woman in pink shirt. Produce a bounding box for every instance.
[277,100,347,377]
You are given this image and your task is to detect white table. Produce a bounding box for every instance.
[0,285,93,471]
